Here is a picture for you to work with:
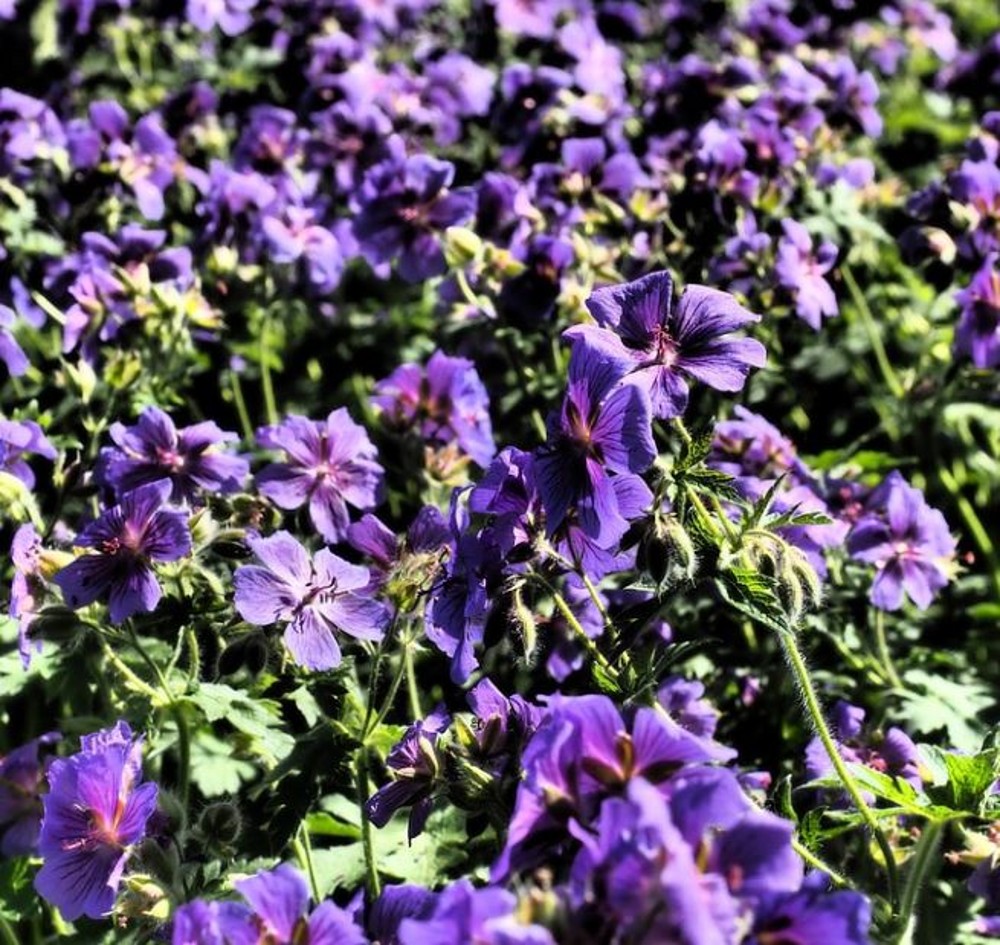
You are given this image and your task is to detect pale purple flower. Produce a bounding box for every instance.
[256,409,384,543]
[187,0,257,35]
[775,220,839,329]
[847,471,956,611]
[234,530,389,670]
[0,419,56,489]
[0,305,29,377]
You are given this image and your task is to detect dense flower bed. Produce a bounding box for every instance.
[1,0,999,942]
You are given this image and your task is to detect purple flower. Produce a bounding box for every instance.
[9,523,55,667]
[35,721,158,921]
[366,885,437,945]
[373,350,495,468]
[365,707,450,840]
[955,253,1000,368]
[398,879,554,945]
[805,701,923,790]
[0,419,56,489]
[749,874,872,944]
[709,406,815,492]
[186,0,257,36]
[568,778,740,943]
[0,305,29,377]
[568,271,766,419]
[260,206,345,294]
[54,480,192,624]
[534,341,655,547]
[0,732,59,856]
[173,864,367,944]
[353,149,476,282]
[256,409,384,544]
[96,406,248,503]
[234,530,389,671]
[775,220,839,329]
[847,471,956,611]
[657,676,722,742]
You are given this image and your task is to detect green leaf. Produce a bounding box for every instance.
[189,731,258,797]
[922,746,1000,815]
[715,567,790,634]
[0,857,42,921]
[186,682,295,765]
[305,811,362,841]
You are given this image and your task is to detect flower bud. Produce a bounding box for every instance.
[195,801,243,856]
[116,874,171,922]
[443,226,484,268]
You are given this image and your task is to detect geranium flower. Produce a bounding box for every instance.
[54,480,192,624]
[775,220,839,329]
[847,470,956,611]
[34,722,158,921]
[954,252,1000,368]
[96,406,248,503]
[0,732,59,857]
[256,409,384,543]
[567,271,766,419]
[234,530,389,670]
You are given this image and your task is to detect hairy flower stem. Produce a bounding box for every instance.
[355,753,381,899]
[549,583,619,680]
[292,823,321,904]
[228,370,254,444]
[405,644,422,720]
[873,611,903,690]
[259,310,278,427]
[127,625,191,814]
[896,821,943,942]
[791,838,852,889]
[97,635,160,702]
[938,465,1000,601]
[0,917,19,945]
[841,263,905,402]
[777,628,900,913]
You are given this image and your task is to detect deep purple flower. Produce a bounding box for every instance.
[749,873,872,944]
[35,721,158,921]
[54,480,192,624]
[373,350,495,468]
[955,253,1000,368]
[775,220,839,329]
[365,707,450,840]
[534,341,655,547]
[173,864,367,944]
[96,406,248,503]
[186,0,257,36]
[353,149,476,282]
[847,471,956,611]
[366,885,437,945]
[260,206,344,294]
[657,676,722,742]
[568,271,766,419]
[709,406,815,492]
[0,305,29,377]
[0,732,59,856]
[0,419,56,489]
[398,879,554,945]
[568,778,740,943]
[256,409,384,543]
[805,702,923,791]
[234,530,389,671]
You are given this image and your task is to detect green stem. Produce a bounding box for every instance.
[896,821,943,941]
[548,582,618,679]
[841,263,905,401]
[405,644,422,720]
[0,917,19,945]
[98,636,160,702]
[355,752,381,899]
[777,628,900,912]
[293,823,322,903]
[791,838,852,889]
[185,625,201,685]
[938,465,1000,601]
[873,610,904,690]
[259,313,278,427]
[229,370,254,444]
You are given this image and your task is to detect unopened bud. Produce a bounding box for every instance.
[443,227,484,268]
[196,801,243,855]
[117,874,170,922]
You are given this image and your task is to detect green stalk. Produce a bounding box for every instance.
[293,823,322,904]
[258,311,278,427]
[841,263,905,401]
[791,838,852,889]
[229,370,254,444]
[355,752,381,899]
[938,465,1000,601]
[405,644,422,720]
[548,581,618,679]
[0,917,19,945]
[777,628,900,912]
[873,610,904,690]
[896,821,943,942]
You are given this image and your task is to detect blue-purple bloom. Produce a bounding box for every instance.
[373,350,495,468]
[172,863,367,944]
[775,219,839,329]
[96,406,248,503]
[0,732,58,857]
[0,305,29,377]
[187,0,257,36]
[234,530,389,671]
[847,471,956,611]
[35,721,158,921]
[54,480,192,624]
[568,270,766,419]
[955,252,1000,368]
[353,149,476,282]
[256,409,384,543]
[0,418,56,489]
[535,341,655,547]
